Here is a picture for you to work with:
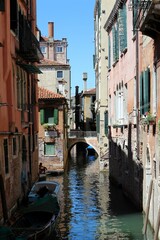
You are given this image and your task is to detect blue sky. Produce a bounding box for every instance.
[37,0,95,96]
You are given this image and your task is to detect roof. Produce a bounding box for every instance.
[37,58,69,67]
[83,88,96,95]
[38,86,65,100]
[104,0,125,32]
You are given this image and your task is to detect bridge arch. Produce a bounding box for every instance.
[68,137,99,156]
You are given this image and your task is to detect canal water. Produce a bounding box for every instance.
[47,155,154,240]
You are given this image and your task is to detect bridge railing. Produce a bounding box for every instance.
[68,130,97,138]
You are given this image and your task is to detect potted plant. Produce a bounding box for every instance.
[43,123,57,131]
[141,112,156,125]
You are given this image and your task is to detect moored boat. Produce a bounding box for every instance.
[28,180,60,204]
[11,195,60,240]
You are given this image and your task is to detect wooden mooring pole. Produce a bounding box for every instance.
[154,206,160,240]
[143,179,153,235]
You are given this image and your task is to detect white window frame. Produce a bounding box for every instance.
[57,70,63,79]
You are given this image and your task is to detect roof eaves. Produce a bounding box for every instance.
[104,0,126,32]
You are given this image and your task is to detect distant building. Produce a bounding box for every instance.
[37,22,71,109]
[38,87,68,173]
[0,0,42,222]
[81,88,96,131]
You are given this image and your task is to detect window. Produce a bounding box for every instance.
[118,3,127,53]
[12,137,17,156]
[16,67,27,110]
[96,112,100,133]
[56,46,63,53]
[140,68,150,115]
[4,139,9,174]
[10,0,18,33]
[104,111,108,135]
[44,143,55,156]
[0,0,5,11]
[40,46,46,53]
[57,71,63,78]
[40,108,58,125]
[16,66,22,109]
[112,24,119,63]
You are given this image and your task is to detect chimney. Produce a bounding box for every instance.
[83,72,87,92]
[48,22,54,38]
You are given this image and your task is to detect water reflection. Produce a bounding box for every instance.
[47,155,154,240]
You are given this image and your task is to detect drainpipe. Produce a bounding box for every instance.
[136,29,140,160]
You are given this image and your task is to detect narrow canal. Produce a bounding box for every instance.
[47,154,154,240]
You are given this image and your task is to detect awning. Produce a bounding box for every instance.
[17,63,42,74]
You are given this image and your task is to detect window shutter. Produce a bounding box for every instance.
[104,111,108,135]
[54,109,58,125]
[45,143,55,155]
[143,68,150,113]
[96,113,100,133]
[108,35,111,69]
[119,4,127,52]
[116,24,119,60]
[40,109,44,124]
[98,0,101,18]
[140,73,143,115]
[112,26,116,62]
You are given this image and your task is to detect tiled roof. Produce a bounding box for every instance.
[83,88,96,95]
[37,58,69,66]
[38,86,65,99]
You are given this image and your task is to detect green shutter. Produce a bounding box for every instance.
[96,113,100,133]
[104,111,108,135]
[143,68,150,113]
[119,4,127,52]
[98,0,101,18]
[116,24,119,60]
[54,109,58,125]
[112,26,116,62]
[45,143,55,155]
[140,73,143,115]
[40,109,44,124]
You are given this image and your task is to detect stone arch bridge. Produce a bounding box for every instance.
[67,131,99,155]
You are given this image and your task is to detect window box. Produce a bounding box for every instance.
[43,123,57,131]
[140,112,156,125]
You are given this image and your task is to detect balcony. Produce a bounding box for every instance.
[18,21,43,62]
[137,0,160,38]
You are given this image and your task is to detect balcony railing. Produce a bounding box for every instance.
[136,0,160,38]
[68,130,97,138]
[18,21,43,62]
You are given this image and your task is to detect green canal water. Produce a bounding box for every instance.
[47,155,154,240]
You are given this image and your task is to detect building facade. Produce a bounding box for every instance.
[94,0,115,166]
[38,87,68,173]
[100,0,160,236]
[37,22,71,109]
[0,0,42,222]
[104,0,142,209]
[136,1,160,237]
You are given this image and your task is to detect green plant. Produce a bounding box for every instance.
[43,123,56,130]
[141,112,156,125]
